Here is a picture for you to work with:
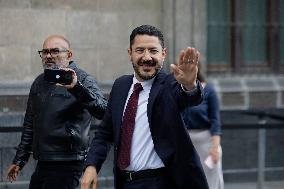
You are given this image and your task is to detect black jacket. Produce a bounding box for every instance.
[13,62,107,168]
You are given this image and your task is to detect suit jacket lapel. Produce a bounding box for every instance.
[147,72,166,127]
[113,72,166,138]
[113,75,133,143]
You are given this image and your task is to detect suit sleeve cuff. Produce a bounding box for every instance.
[181,81,199,95]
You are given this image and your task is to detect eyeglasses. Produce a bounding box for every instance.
[38,48,69,58]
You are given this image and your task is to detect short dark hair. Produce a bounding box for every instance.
[130,25,164,49]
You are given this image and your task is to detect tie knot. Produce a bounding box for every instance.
[134,83,143,93]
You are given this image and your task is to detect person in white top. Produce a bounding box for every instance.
[182,62,224,189]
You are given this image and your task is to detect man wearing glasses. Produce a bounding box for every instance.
[6,35,107,189]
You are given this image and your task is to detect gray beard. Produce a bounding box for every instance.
[42,61,68,69]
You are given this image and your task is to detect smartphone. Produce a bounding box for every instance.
[44,69,73,85]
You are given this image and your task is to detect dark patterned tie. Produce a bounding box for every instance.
[117,83,143,170]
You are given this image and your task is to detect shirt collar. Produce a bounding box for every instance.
[133,73,155,91]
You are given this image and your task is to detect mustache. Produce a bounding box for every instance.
[43,57,56,64]
[137,60,157,66]
[42,59,57,69]
[45,61,56,64]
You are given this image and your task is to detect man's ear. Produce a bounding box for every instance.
[162,48,167,61]
[67,50,73,59]
[127,48,132,60]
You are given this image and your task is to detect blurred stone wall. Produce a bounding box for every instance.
[210,76,284,182]
[0,0,165,84]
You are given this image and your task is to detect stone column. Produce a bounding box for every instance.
[162,0,207,71]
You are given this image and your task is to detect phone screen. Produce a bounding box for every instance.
[44,69,73,85]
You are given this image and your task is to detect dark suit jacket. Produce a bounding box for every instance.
[86,71,209,189]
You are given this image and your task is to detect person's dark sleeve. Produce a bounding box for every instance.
[84,87,115,172]
[12,85,35,169]
[175,79,204,110]
[68,74,107,120]
[207,86,222,135]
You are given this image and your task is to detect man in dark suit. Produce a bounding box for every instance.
[81,25,208,189]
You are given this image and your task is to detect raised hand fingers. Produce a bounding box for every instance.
[177,47,200,67]
[183,47,199,65]
[173,47,200,89]
[194,50,200,65]
[178,50,185,66]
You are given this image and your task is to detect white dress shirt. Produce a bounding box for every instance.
[123,74,165,171]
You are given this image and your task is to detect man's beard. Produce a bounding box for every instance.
[42,58,68,69]
[42,60,56,69]
[133,60,162,80]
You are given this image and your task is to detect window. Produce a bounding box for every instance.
[207,0,230,71]
[281,0,284,66]
[207,0,284,74]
